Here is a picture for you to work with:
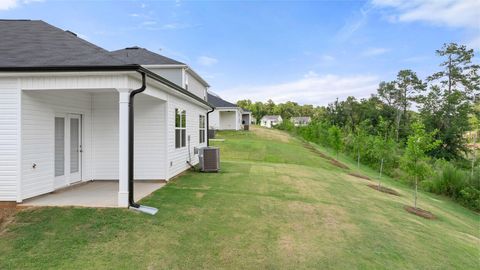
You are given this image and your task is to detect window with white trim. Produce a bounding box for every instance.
[199,115,206,143]
[175,109,186,148]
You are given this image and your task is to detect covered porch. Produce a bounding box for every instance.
[21,181,165,208]
[18,72,168,207]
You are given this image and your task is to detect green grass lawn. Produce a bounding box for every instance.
[1,126,478,269]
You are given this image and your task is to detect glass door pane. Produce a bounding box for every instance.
[55,117,65,177]
[70,118,80,173]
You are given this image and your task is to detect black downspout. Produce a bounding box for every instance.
[128,72,147,208]
[206,107,215,146]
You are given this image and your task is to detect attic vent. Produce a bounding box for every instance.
[126,46,141,50]
[65,30,77,37]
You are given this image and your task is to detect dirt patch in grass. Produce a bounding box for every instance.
[196,192,205,199]
[302,142,350,170]
[330,159,350,170]
[348,173,371,180]
[0,208,16,233]
[404,205,436,220]
[367,184,400,196]
[302,143,332,160]
[251,126,290,143]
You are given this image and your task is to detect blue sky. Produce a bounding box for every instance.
[1,0,479,105]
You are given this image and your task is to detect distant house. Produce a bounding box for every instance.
[291,116,311,126]
[260,115,283,128]
[207,92,251,130]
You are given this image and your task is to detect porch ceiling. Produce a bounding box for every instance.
[21,181,165,208]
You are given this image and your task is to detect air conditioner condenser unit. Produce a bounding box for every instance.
[199,147,220,172]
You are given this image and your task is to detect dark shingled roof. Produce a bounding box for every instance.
[0,20,127,67]
[207,92,238,108]
[110,47,185,65]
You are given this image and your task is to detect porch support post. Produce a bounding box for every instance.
[117,89,131,207]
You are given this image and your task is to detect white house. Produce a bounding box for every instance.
[207,92,251,130]
[260,115,283,128]
[290,116,311,126]
[0,20,213,207]
[111,46,210,101]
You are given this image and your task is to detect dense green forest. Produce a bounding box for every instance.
[237,43,479,211]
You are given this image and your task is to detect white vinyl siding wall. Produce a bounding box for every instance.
[0,79,20,201]
[21,90,93,199]
[21,90,167,200]
[186,73,207,101]
[148,68,183,87]
[92,92,167,180]
[167,95,207,178]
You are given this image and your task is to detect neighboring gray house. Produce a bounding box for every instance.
[260,115,283,128]
[207,92,251,130]
[291,116,311,126]
[0,20,213,207]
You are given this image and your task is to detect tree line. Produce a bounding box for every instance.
[238,43,479,211]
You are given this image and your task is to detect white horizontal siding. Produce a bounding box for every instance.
[21,90,93,199]
[167,94,208,179]
[220,111,238,130]
[148,68,183,87]
[92,92,167,180]
[92,92,118,179]
[209,110,220,130]
[0,79,20,201]
[20,74,128,90]
[186,73,207,101]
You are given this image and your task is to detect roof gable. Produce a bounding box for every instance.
[261,115,282,121]
[0,20,126,67]
[207,93,238,108]
[110,47,185,65]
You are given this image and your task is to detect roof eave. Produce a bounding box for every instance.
[0,65,213,109]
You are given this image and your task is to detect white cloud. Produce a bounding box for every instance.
[220,72,379,106]
[0,0,42,10]
[160,22,189,30]
[467,36,480,50]
[361,47,390,57]
[372,0,480,29]
[142,21,157,26]
[336,4,373,41]
[197,56,218,67]
[0,0,19,10]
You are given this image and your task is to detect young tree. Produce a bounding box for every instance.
[328,125,343,160]
[401,122,441,209]
[371,136,396,187]
[351,123,368,169]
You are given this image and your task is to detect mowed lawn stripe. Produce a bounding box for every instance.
[0,127,478,269]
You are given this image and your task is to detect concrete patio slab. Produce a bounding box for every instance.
[21,181,165,208]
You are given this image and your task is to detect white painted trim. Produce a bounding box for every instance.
[117,89,131,207]
[143,64,187,69]
[0,71,134,78]
[164,101,170,181]
[16,81,22,202]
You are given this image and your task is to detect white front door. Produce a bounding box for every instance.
[54,114,82,188]
[69,114,82,184]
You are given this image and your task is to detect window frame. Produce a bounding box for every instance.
[175,108,187,149]
[199,114,206,144]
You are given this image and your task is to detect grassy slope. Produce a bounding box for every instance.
[0,127,478,269]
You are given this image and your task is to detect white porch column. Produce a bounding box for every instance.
[235,110,240,130]
[117,89,131,207]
